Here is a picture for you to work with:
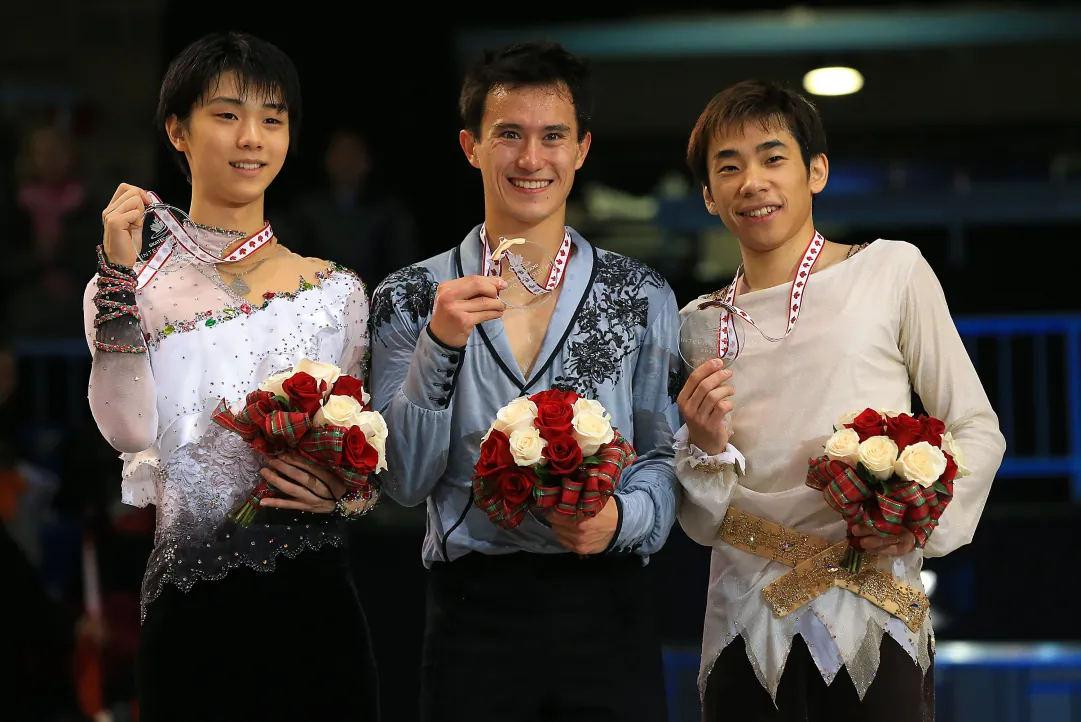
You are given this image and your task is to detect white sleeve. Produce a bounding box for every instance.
[673,424,744,547]
[897,254,1006,557]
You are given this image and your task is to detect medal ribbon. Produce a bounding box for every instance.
[479,225,572,294]
[700,231,826,363]
[135,191,274,289]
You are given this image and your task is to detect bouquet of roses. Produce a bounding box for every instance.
[210,358,387,526]
[472,389,637,529]
[806,407,970,572]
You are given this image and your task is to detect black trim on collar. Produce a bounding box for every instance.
[453,242,599,394]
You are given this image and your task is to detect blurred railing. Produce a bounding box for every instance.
[954,315,1081,501]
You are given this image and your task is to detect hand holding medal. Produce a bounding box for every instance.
[677,231,828,448]
[100,183,155,268]
[99,185,279,292]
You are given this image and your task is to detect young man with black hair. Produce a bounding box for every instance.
[371,41,680,721]
[674,79,1005,720]
[85,32,380,720]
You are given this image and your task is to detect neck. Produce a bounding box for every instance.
[188,187,270,257]
[737,215,817,293]
[482,208,568,258]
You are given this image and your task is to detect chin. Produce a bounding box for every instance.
[222,184,270,206]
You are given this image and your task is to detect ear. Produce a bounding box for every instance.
[164,115,187,153]
[702,184,719,217]
[573,131,592,170]
[459,129,480,169]
[808,152,828,194]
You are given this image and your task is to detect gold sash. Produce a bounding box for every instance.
[718,507,929,633]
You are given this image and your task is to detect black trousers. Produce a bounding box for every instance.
[420,551,668,722]
[138,546,380,722]
[703,633,934,722]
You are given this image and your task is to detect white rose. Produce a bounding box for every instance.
[857,436,900,481]
[894,441,948,488]
[508,427,547,467]
[836,410,861,429]
[824,428,861,468]
[877,408,904,419]
[351,410,387,440]
[572,397,609,419]
[313,394,364,428]
[295,358,342,393]
[573,409,615,457]
[491,396,538,436]
[940,431,970,479]
[351,410,388,472]
[258,371,292,398]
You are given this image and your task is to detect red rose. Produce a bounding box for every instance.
[342,425,378,473]
[919,416,946,446]
[847,408,885,442]
[281,372,326,417]
[475,431,515,479]
[942,452,958,484]
[885,413,922,451]
[330,375,368,408]
[530,389,580,408]
[543,434,584,476]
[499,468,536,506]
[535,400,575,439]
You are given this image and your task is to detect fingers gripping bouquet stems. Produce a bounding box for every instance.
[472,389,637,530]
[210,358,388,526]
[806,408,970,572]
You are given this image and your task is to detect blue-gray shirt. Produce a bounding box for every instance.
[369,225,682,567]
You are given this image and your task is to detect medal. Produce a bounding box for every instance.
[134,192,275,291]
[678,231,826,370]
[480,226,572,311]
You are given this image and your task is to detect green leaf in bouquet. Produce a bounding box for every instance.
[273,394,292,409]
[583,455,601,466]
[854,462,881,490]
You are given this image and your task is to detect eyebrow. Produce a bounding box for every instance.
[491,121,572,134]
[205,96,286,111]
[713,139,789,160]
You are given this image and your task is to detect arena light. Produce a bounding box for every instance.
[802,67,864,96]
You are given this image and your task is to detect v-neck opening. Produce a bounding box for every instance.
[453,236,598,392]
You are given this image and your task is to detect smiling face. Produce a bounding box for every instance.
[165,71,290,206]
[459,82,591,230]
[702,119,828,253]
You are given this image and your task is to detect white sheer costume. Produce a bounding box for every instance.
[83,225,369,620]
[675,240,1005,700]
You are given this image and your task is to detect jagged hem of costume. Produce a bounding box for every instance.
[138,532,345,623]
[697,616,934,703]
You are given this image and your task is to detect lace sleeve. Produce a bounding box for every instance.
[83,260,159,455]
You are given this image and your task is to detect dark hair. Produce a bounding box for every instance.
[459,41,593,141]
[686,79,827,188]
[155,31,302,180]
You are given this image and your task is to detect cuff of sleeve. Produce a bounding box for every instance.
[121,449,160,507]
[402,324,466,411]
[673,424,745,474]
[609,489,654,553]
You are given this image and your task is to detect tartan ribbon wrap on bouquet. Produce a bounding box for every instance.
[209,360,386,526]
[805,456,953,550]
[471,389,637,529]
